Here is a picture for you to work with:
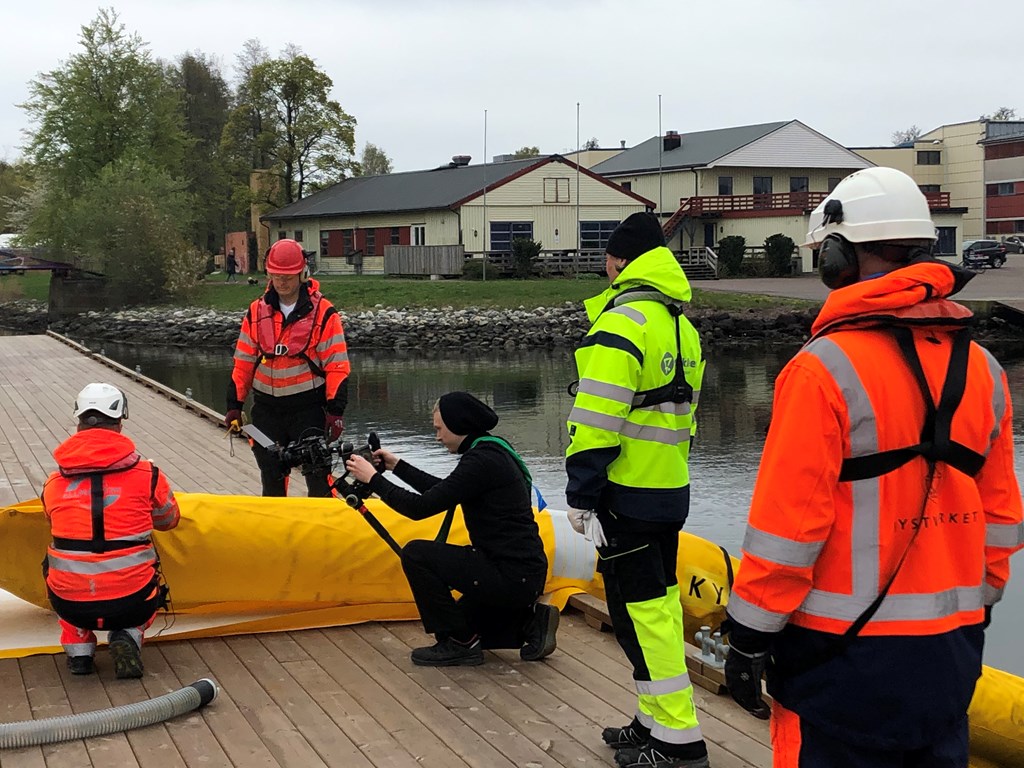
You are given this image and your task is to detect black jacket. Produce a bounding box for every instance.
[367,435,547,586]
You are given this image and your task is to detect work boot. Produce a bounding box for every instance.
[615,739,710,768]
[602,718,650,749]
[520,602,559,661]
[108,630,144,679]
[411,636,484,667]
[66,655,94,675]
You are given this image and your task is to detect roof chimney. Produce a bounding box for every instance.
[450,155,472,167]
[663,130,681,152]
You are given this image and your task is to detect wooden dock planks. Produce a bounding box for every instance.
[0,333,771,768]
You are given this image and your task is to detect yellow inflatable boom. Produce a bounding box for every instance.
[1,493,1019,766]
[0,493,734,641]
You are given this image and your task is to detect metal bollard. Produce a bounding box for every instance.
[694,626,728,669]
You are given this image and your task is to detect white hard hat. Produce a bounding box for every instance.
[73,383,129,421]
[804,167,937,248]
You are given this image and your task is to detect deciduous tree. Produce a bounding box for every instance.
[513,146,541,159]
[171,51,234,252]
[19,7,191,279]
[224,44,356,205]
[980,107,1018,121]
[890,125,921,145]
[355,142,393,176]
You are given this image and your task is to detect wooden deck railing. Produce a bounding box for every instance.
[673,190,952,217]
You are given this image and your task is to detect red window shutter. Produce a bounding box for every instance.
[327,230,345,257]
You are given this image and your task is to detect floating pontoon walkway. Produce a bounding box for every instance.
[0,333,770,768]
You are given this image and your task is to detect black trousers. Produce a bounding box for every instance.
[47,580,161,633]
[251,400,331,497]
[596,510,682,682]
[400,539,542,647]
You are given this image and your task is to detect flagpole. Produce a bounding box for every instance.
[658,94,663,218]
[576,101,581,278]
[482,108,488,282]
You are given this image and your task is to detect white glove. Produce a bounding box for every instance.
[583,512,608,548]
[567,508,607,547]
[568,508,589,534]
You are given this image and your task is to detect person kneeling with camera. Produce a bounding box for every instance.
[345,392,558,667]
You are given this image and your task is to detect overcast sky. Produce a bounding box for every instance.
[2,0,1021,172]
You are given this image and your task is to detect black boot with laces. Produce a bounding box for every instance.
[601,717,650,749]
[614,738,710,768]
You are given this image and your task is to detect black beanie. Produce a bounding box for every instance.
[438,392,499,435]
[605,212,666,261]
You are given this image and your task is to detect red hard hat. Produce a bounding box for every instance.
[266,239,306,275]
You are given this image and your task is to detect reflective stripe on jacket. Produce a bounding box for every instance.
[565,246,705,522]
[42,429,180,603]
[230,279,350,402]
[729,262,1024,637]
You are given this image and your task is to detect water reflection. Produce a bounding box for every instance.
[84,338,1024,675]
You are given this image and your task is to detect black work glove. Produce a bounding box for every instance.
[983,604,993,630]
[725,638,771,720]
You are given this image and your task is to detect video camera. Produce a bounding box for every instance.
[271,434,337,477]
[333,432,382,508]
[269,431,382,507]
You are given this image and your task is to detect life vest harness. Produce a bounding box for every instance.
[255,289,327,378]
[782,319,986,675]
[52,460,158,554]
[836,325,985,481]
[568,287,694,409]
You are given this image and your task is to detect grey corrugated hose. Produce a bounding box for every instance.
[0,678,218,749]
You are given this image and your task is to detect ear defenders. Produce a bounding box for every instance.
[818,234,859,289]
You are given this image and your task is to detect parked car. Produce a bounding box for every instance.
[961,239,1008,269]
[1001,236,1024,254]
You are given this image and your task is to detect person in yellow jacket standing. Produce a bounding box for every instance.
[724,167,1024,767]
[225,239,351,497]
[565,212,708,768]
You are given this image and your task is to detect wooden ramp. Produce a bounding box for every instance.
[0,334,771,767]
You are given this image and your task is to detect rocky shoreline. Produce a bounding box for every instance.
[1,298,1022,353]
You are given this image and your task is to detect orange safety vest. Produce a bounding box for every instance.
[230,280,350,402]
[42,430,180,603]
[729,262,1024,638]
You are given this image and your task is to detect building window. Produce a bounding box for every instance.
[621,181,632,192]
[319,231,330,257]
[718,176,733,195]
[365,229,376,256]
[490,221,533,252]
[342,229,354,254]
[412,224,426,246]
[278,231,287,240]
[998,182,1015,196]
[828,177,842,192]
[293,230,303,242]
[753,176,773,195]
[789,177,809,193]
[935,227,957,256]
[917,150,941,165]
[919,184,941,193]
[391,227,401,245]
[580,221,620,251]
[543,177,570,203]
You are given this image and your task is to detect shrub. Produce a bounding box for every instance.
[166,247,213,298]
[461,258,485,281]
[510,238,542,278]
[717,236,746,276]
[764,233,796,277]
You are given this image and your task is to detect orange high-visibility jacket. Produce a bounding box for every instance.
[42,429,180,603]
[729,262,1024,638]
[230,279,350,404]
